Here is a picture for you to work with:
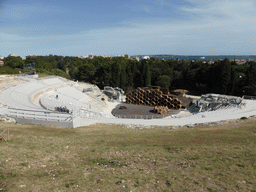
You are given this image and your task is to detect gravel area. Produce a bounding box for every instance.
[99,100,256,127]
[111,103,180,119]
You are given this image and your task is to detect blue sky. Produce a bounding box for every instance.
[1,0,256,57]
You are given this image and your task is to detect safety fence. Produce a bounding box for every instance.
[113,114,177,119]
[243,95,256,100]
[8,108,73,122]
[78,108,103,119]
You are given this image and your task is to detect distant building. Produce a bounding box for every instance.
[105,56,113,59]
[208,60,214,64]
[0,61,4,66]
[142,56,150,60]
[135,56,140,61]
[77,55,113,59]
[26,55,37,59]
[8,54,17,57]
[237,59,246,65]
[88,53,94,59]
[98,55,113,59]
[0,57,4,60]
[77,56,88,59]
[228,59,246,64]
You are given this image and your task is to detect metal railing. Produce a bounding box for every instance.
[243,95,256,100]
[113,114,177,119]
[8,108,73,122]
[78,108,103,119]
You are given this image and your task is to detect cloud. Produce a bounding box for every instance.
[2,15,256,57]
[1,0,256,56]
[0,2,65,22]
[0,4,28,20]
[183,0,256,22]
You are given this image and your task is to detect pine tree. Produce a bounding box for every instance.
[220,59,231,94]
[145,63,151,86]
[157,75,171,88]
[111,62,121,87]
[120,66,127,89]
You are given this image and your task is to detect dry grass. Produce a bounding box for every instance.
[0,118,256,192]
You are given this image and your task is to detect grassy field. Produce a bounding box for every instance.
[0,118,256,192]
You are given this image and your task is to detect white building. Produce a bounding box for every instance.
[142,56,150,60]
[88,53,94,59]
[77,56,88,59]
[8,54,17,57]
[26,55,37,59]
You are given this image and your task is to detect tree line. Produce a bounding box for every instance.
[1,54,256,96]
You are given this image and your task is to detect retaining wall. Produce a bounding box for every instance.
[14,117,73,128]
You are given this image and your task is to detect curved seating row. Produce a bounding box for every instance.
[0,76,67,111]
[39,85,106,115]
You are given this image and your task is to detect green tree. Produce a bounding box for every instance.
[4,56,24,69]
[120,66,127,90]
[57,61,66,72]
[69,66,79,80]
[151,68,161,86]
[110,62,121,87]
[243,84,256,95]
[228,66,239,95]
[144,63,151,86]
[220,59,231,94]
[53,69,70,79]
[156,75,171,88]
[246,62,256,86]
[95,61,112,84]
[78,63,96,82]
[205,59,231,94]
[34,57,52,71]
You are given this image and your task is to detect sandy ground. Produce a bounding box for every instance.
[102,101,120,118]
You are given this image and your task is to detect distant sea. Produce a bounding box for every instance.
[132,55,256,61]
